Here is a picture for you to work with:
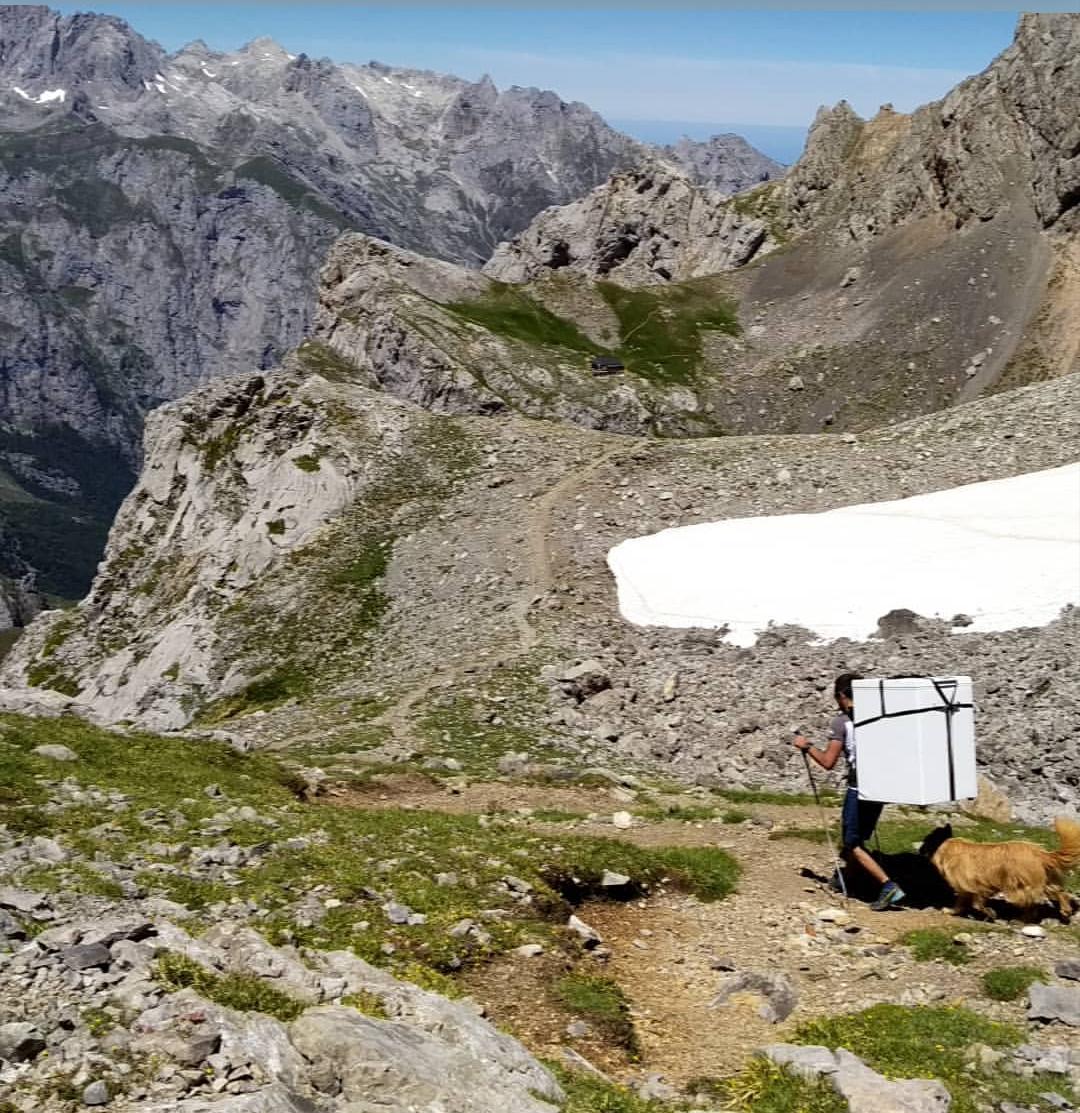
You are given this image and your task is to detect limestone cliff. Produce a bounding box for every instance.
[483,163,778,285]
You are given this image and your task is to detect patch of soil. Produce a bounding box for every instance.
[461,949,638,1078]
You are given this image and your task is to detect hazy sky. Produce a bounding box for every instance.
[55,5,1025,161]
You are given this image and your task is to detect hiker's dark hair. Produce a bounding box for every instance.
[834,672,863,701]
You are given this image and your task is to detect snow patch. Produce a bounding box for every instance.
[201,67,217,78]
[12,86,66,104]
[350,83,368,99]
[607,463,1080,646]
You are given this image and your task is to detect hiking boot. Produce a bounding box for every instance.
[870,881,905,911]
[827,870,847,894]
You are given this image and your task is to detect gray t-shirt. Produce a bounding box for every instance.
[828,713,856,770]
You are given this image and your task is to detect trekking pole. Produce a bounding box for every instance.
[801,748,848,904]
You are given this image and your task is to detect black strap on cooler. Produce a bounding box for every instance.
[853,676,973,801]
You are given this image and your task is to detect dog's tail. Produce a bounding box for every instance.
[1044,818,1080,872]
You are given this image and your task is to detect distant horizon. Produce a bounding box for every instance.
[611,120,808,164]
[54,4,1020,148]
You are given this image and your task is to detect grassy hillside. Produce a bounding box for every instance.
[446,276,740,387]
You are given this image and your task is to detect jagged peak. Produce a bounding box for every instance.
[237,35,291,58]
[808,99,864,132]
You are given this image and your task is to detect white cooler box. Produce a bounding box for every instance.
[852,676,976,805]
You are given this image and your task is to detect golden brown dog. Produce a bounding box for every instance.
[919,818,1080,921]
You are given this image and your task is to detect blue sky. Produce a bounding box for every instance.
[57,6,1024,162]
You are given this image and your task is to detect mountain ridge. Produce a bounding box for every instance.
[0,4,783,606]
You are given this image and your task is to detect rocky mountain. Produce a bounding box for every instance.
[483,163,778,286]
[0,6,782,605]
[1,20,1080,1109]
[485,14,1080,438]
[663,132,785,195]
[3,340,1076,820]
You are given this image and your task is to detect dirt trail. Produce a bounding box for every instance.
[332,776,1080,1087]
[333,779,1073,1084]
[510,443,625,652]
[377,443,624,744]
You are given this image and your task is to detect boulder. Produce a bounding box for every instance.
[32,743,78,761]
[1029,984,1080,1026]
[712,971,798,1023]
[0,1021,46,1062]
[832,1048,951,1112]
[290,1005,561,1113]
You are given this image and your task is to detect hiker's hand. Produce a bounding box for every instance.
[793,734,811,752]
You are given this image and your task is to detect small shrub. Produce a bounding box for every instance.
[902,928,972,966]
[981,965,1048,1002]
[552,1066,673,1113]
[718,1058,846,1112]
[81,1007,115,1037]
[154,951,304,1021]
[341,990,389,1018]
[393,962,463,999]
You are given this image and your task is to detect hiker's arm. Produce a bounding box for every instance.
[794,735,843,770]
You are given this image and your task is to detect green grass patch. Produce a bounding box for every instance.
[416,660,565,778]
[556,974,639,1055]
[980,965,1049,1002]
[728,180,790,244]
[796,1004,1074,1113]
[595,278,739,386]
[0,712,737,996]
[445,283,602,358]
[633,802,720,823]
[292,452,322,473]
[0,711,293,844]
[295,339,362,382]
[25,660,81,696]
[154,952,305,1021]
[341,990,389,1019]
[552,1065,676,1113]
[719,787,838,807]
[234,156,351,227]
[901,928,973,966]
[81,1007,116,1038]
[772,815,1056,855]
[531,808,589,823]
[714,1058,846,1112]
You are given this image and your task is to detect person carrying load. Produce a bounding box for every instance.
[793,672,906,911]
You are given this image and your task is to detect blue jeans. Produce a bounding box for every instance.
[841,786,884,851]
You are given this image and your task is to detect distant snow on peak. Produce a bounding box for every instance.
[10,86,66,104]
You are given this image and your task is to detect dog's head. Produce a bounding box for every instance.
[919,823,953,859]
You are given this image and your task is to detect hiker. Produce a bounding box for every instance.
[793,672,905,911]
